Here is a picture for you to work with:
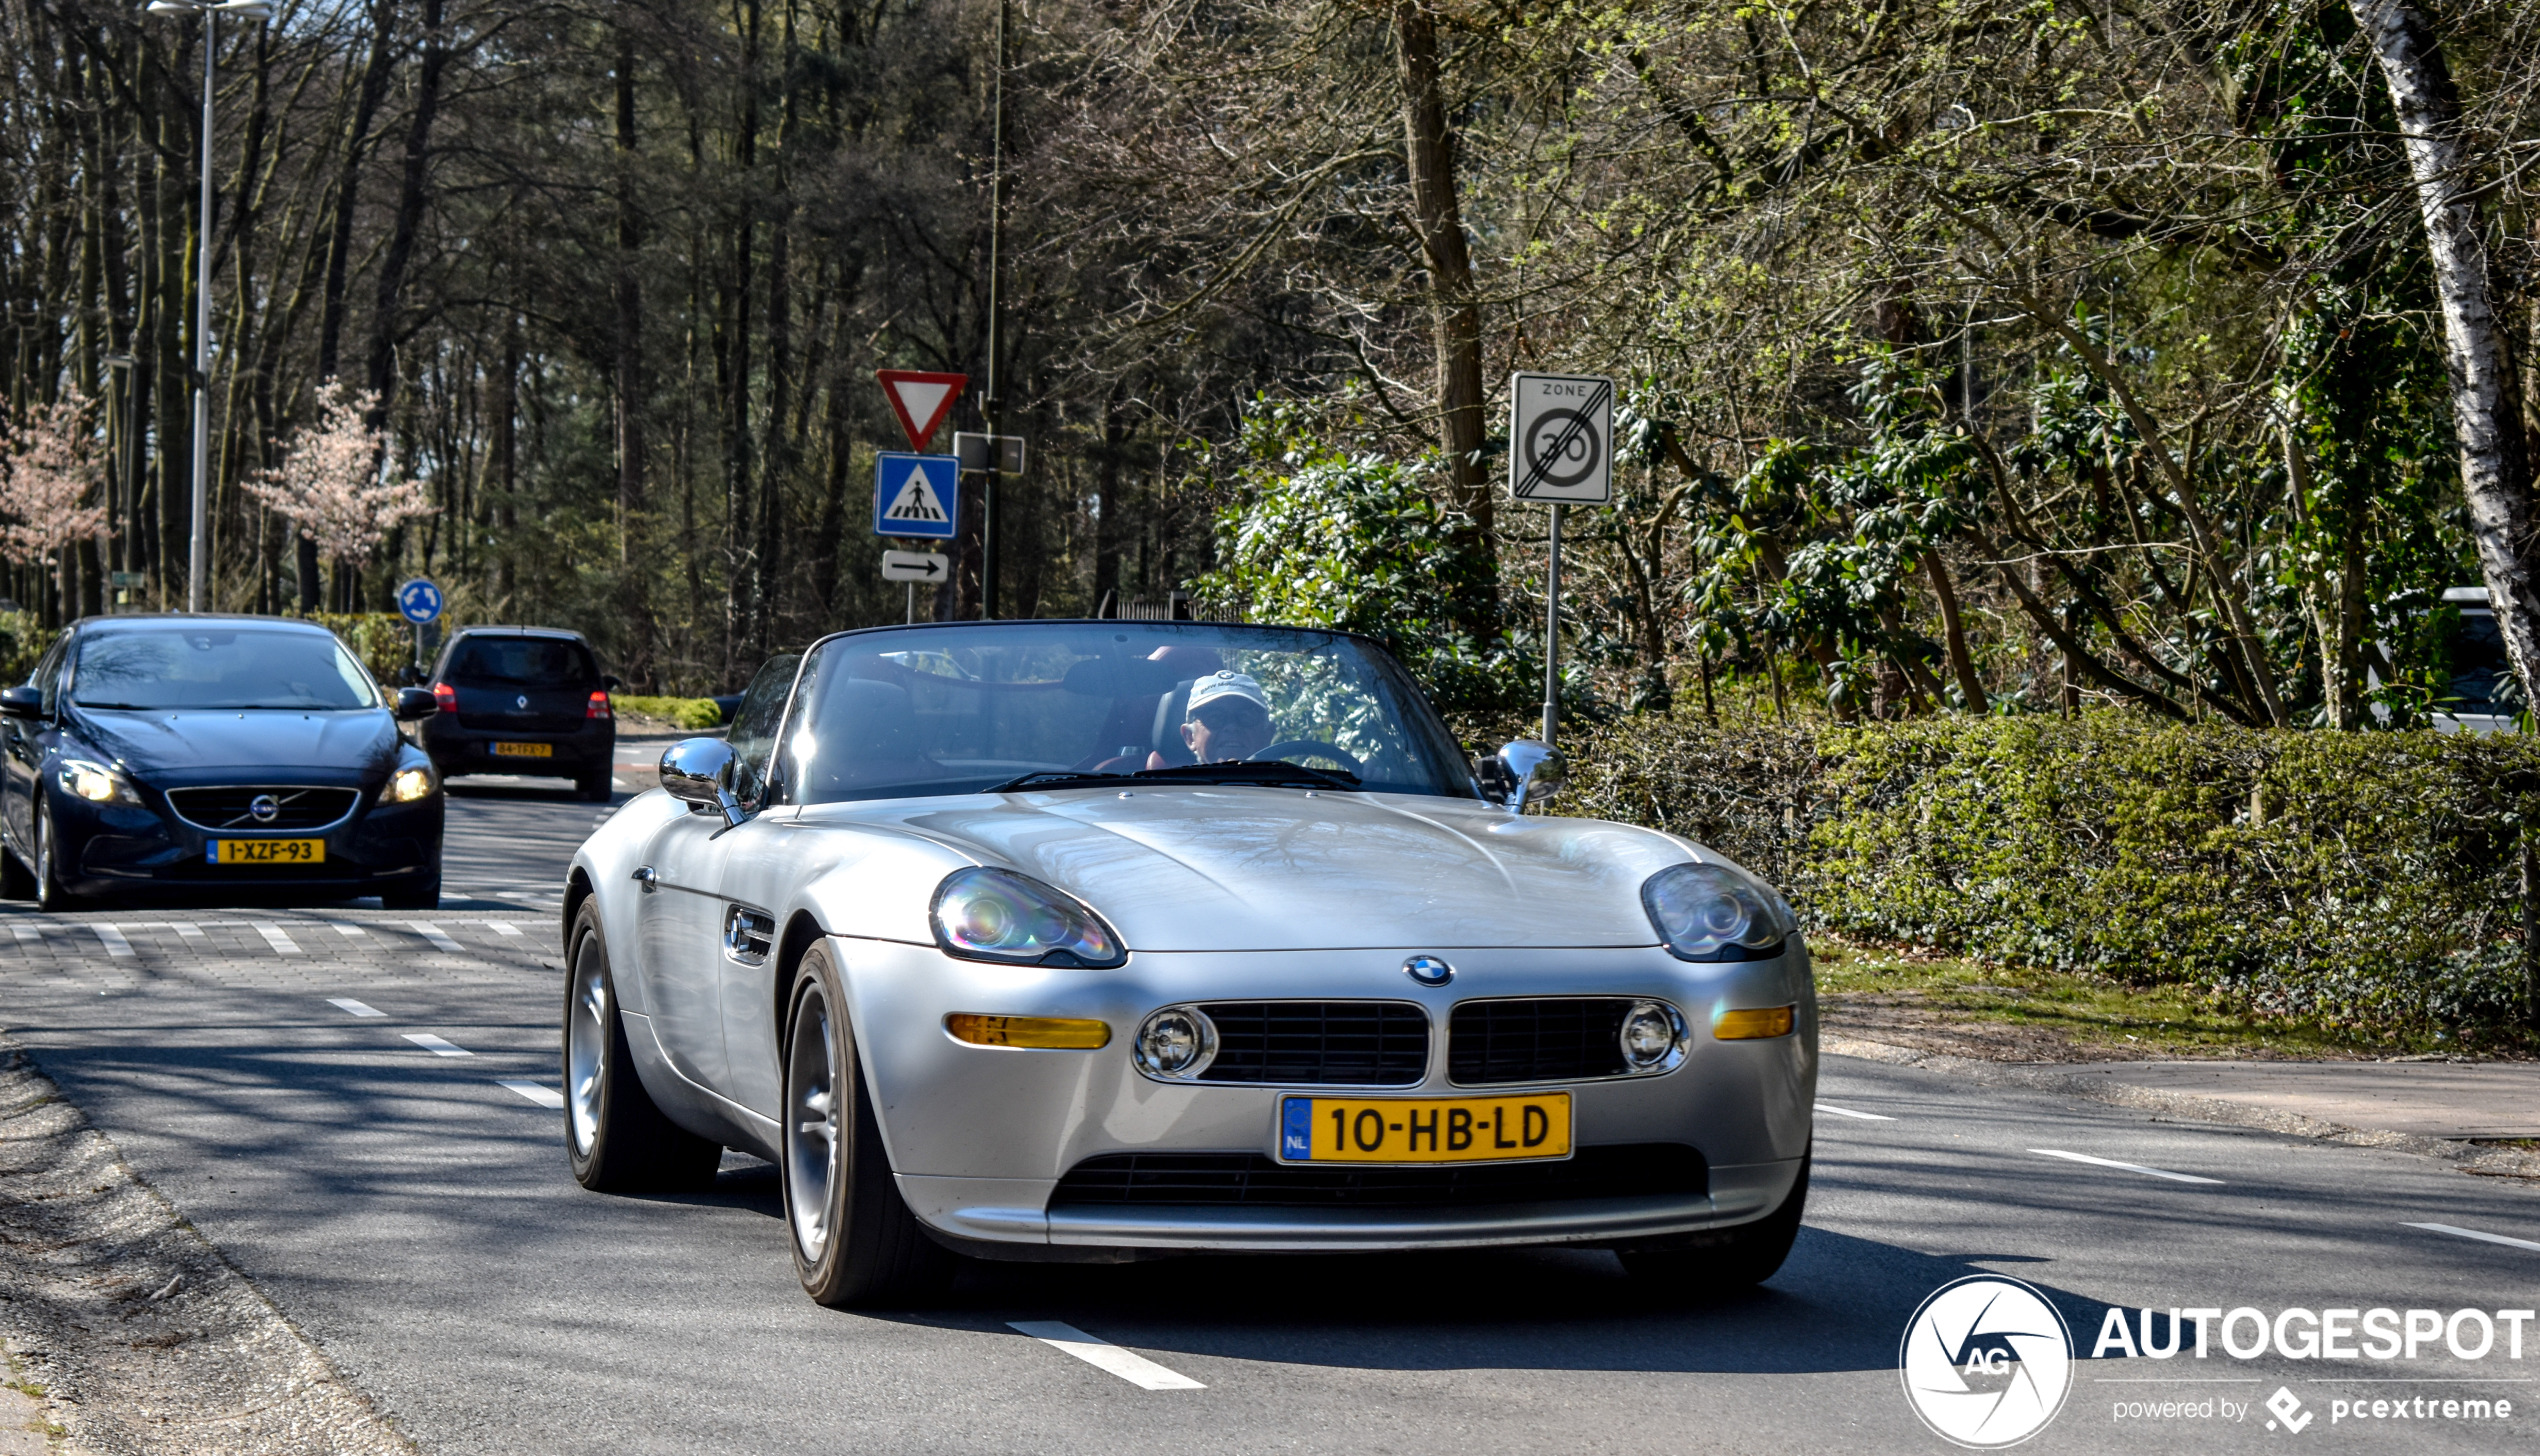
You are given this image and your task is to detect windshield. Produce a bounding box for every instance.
[70,628,380,711]
[446,635,597,685]
[776,623,1476,804]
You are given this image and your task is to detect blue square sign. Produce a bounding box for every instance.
[873,453,959,540]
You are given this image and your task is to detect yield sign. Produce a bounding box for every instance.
[876,370,967,452]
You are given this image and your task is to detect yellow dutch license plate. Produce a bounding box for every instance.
[208,839,324,865]
[491,741,553,758]
[1278,1092,1571,1165]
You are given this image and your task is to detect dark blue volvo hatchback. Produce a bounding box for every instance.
[0,615,445,909]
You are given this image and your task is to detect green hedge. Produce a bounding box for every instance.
[614,695,723,731]
[1538,712,2540,1043]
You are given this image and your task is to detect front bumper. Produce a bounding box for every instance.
[59,789,443,894]
[828,937,1817,1255]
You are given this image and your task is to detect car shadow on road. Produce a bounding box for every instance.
[872,1229,2119,1377]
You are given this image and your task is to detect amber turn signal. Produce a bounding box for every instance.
[1712,1005,1796,1040]
[945,1013,1111,1050]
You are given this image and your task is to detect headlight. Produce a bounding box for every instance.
[1133,1005,1218,1078]
[58,760,139,805]
[378,765,438,804]
[929,867,1126,968]
[1641,861,1796,961]
[1618,999,1688,1072]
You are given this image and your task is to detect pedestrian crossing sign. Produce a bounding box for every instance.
[873,452,959,540]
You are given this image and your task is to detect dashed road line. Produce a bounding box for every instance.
[328,998,386,1018]
[403,921,464,953]
[170,921,205,942]
[334,923,369,938]
[496,1079,564,1109]
[11,925,38,944]
[1007,1322,1205,1391]
[1815,1102,1894,1121]
[486,921,522,937]
[403,1033,471,1057]
[2032,1148,2223,1185]
[90,924,132,957]
[250,922,303,955]
[2404,1222,2540,1254]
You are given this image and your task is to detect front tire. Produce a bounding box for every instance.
[576,769,613,803]
[780,944,952,1307]
[1618,1149,1809,1298]
[564,900,721,1192]
[33,799,73,912]
[380,871,441,911]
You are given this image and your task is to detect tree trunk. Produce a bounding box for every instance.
[1924,547,1988,712]
[1392,4,1492,604]
[316,1,399,383]
[364,0,448,418]
[2350,0,2540,712]
[613,29,645,562]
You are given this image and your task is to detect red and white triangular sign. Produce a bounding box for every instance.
[876,370,967,452]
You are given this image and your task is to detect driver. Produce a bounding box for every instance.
[1178,670,1274,763]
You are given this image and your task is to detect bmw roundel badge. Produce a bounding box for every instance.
[1402,955,1453,987]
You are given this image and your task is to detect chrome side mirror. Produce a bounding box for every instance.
[660,737,749,828]
[1488,739,1567,814]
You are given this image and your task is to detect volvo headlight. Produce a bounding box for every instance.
[1641,861,1796,962]
[379,764,438,804]
[58,759,139,805]
[929,867,1126,968]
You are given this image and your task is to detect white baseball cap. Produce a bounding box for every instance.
[1185,670,1269,717]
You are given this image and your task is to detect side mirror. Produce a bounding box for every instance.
[394,664,424,686]
[392,686,437,721]
[0,686,39,720]
[1485,739,1568,814]
[660,737,749,828]
[602,674,623,691]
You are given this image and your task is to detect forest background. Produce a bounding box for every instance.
[5,0,2540,1041]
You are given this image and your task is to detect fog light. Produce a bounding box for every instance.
[944,1014,1110,1050]
[1133,1006,1216,1078]
[1714,1005,1796,1040]
[1618,1000,1684,1070]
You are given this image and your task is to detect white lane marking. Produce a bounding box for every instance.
[1007,1321,1206,1391]
[91,924,133,957]
[2031,1148,2223,1185]
[402,1033,471,1057]
[486,920,522,937]
[170,921,206,942]
[2405,1222,2540,1254]
[334,923,368,938]
[497,1079,564,1108]
[12,925,39,944]
[1815,1102,1895,1121]
[251,922,303,955]
[402,921,464,953]
[328,998,386,1018]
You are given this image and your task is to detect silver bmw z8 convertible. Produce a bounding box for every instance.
[561,621,1815,1307]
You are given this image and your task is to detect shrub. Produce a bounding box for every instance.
[614,695,723,731]
[1544,709,2540,1043]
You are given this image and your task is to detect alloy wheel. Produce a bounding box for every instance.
[784,987,841,1263]
[565,938,609,1156]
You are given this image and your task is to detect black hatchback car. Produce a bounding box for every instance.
[0,615,444,910]
[417,628,617,800]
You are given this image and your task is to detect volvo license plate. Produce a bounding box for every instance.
[1277,1092,1571,1165]
[207,839,324,865]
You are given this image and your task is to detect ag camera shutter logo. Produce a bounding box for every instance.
[1900,1275,2075,1448]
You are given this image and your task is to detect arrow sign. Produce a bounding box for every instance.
[876,370,967,452]
[881,550,947,583]
[394,577,443,625]
[872,452,960,540]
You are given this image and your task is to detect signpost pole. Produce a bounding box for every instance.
[980,0,1008,621]
[1543,504,1563,744]
[906,580,914,624]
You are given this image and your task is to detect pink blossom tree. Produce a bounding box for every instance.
[244,380,434,609]
[0,393,110,624]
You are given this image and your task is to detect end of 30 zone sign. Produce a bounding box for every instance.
[1508,372,1614,505]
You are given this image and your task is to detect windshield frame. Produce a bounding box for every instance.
[65,623,385,713]
[761,620,1481,806]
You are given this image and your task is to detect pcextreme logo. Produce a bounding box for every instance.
[1900,1275,2076,1448]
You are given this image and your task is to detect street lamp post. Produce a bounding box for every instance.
[144,0,270,613]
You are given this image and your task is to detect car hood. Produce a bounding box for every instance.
[71,707,400,779]
[852,786,1714,951]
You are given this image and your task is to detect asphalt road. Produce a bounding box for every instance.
[1,769,2535,1453]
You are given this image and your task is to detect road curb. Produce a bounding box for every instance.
[1823,1034,2540,1183]
[0,1032,414,1456]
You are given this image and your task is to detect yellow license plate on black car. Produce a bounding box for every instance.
[1278,1092,1571,1165]
[207,839,324,865]
[491,741,553,758]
